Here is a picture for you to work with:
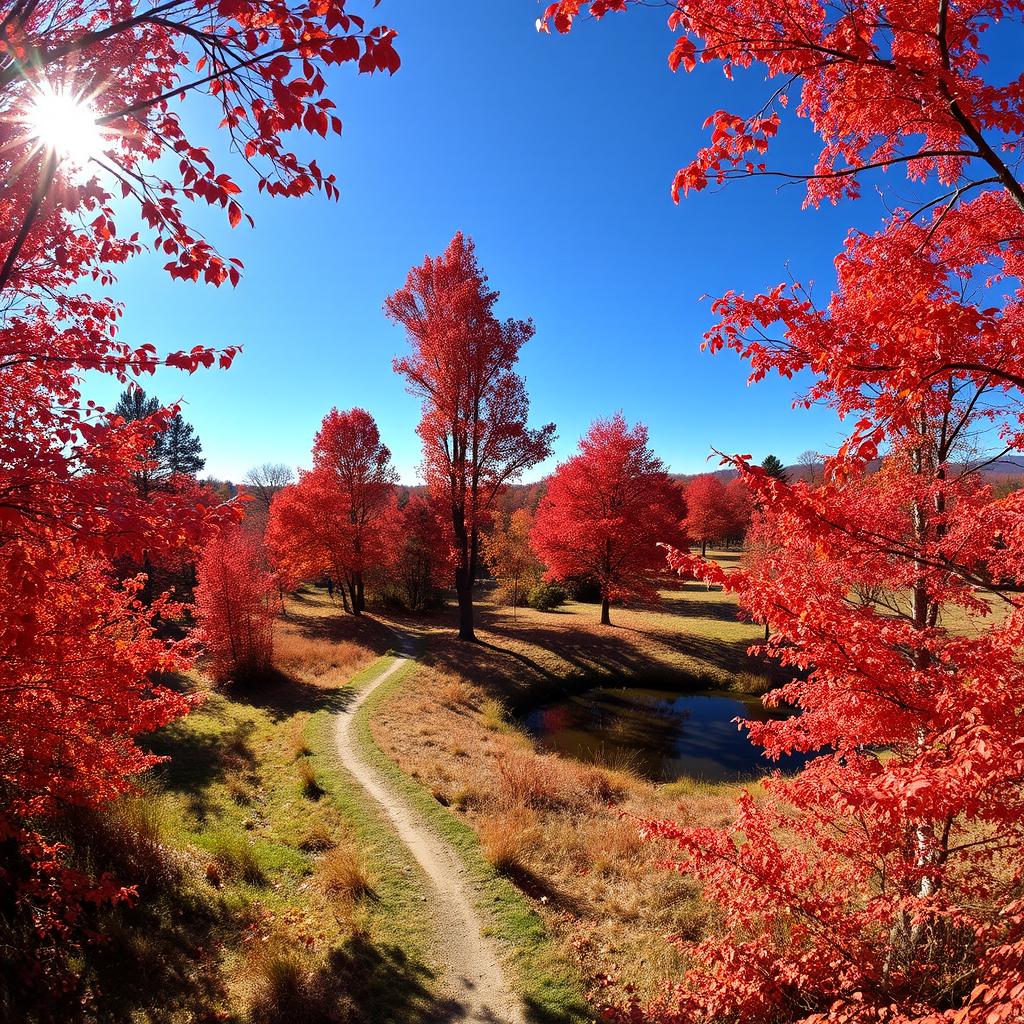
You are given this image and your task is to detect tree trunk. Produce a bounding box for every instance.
[600,596,611,626]
[456,569,476,641]
[354,573,365,615]
[701,537,707,557]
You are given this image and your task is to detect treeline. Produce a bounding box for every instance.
[195,236,794,682]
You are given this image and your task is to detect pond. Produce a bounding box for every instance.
[521,684,812,783]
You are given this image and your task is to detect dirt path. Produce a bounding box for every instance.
[334,639,525,1024]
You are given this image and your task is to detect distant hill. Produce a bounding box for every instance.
[396,455,1024,510]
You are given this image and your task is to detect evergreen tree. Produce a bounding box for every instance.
[162,413,205,477]
[113,387,204,491]
[760,453,789,483]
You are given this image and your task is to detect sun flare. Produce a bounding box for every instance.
[27,86,102,165]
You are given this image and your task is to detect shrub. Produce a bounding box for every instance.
[730,670,775,696]
[289,718,312,759]
[574,764,629,805]
[243,940,343,1023]
[61,788,181,894]
[196,527,279,684]
[317,842,370,904]
[479,806,539,875]
[527,581,566,611]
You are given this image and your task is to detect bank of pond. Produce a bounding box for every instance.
[520,681,811,783]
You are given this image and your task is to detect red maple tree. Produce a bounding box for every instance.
[1,0,400,994]
[683,474,730,557]
[532,415,685,625]
[386,233,555,641]
[388,494,453,612]
[267,408,400,612]
[196,525,280,683]
[543,2,1024,1021]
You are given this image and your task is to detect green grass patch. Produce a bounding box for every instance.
[78,661,448,1023]
[353,657,593,1024]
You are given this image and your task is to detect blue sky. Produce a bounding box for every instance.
[89,0,898,482]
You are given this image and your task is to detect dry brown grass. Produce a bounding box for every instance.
[210,833,264,885]
[434,672,478,709]
[316,840,371,905]
[298,820,336,852]
[495,746,576,810]
[288,716,312,759]
[368,582,758,1004]
[270,594,391,692]
[297,758,324,800]
[479,805,540,874]
[276,630,372,682]
[242,937,357,1024]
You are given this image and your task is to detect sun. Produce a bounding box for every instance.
[27,85,102,166]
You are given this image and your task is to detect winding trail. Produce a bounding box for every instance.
[334,637,525,1024]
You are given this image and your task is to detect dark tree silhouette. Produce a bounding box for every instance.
[760,454,789,484]
[113,387,204,492]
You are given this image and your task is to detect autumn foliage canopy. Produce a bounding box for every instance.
[532,415,685,625]
[386,232,555,641]
[1,0,399,995]
[544,0,1024,1021]
[196,525,279,683]
[267,408,400,614]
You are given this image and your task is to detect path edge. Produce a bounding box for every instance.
[348,646,593,1024]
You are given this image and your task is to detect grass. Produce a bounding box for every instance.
[369,571,764,1008]
[412,565,782,713]
[353,656,594,1024]
[317,841,372,905]
[35,594,445,1024]
[480,805,540,874]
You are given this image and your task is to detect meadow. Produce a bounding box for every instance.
[39,566,772,1021]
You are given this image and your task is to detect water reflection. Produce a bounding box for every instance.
[522,686,811,782]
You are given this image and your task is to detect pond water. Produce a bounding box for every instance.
[521,685,812,783]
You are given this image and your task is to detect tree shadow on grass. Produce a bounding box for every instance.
[287,602,395,654]
[143,710,254,823]
[664,595,747,624]
[286,931,522,1024]
[79,886,235,1024]
[322,933,442,1023]
[66,887,497,1024]
[499,863,588,918]
[463,623,690,689]
[228,667,356,722]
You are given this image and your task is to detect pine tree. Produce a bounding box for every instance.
[760,454,789,483]
[162,412,205,477]
[113,387,204,491]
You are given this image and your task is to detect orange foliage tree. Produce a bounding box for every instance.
[532,414,685,625]
[386,233,555,641]
[483,508,543,614]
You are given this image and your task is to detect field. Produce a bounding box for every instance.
[49,595,449,1024]
[369,561,774,1007]
[52,565,780,1020]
